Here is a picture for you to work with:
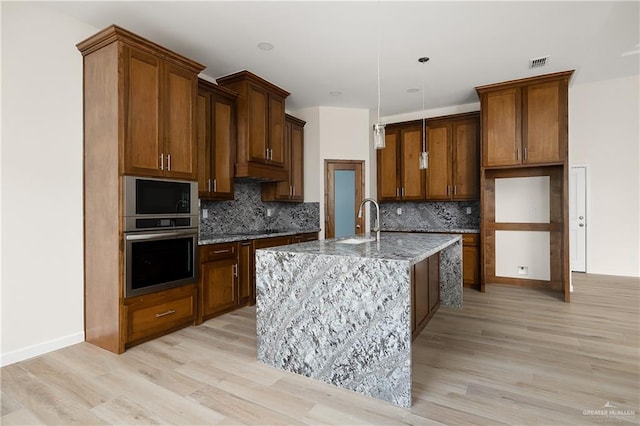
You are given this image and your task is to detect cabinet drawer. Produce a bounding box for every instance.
[462,234,480,246]
[126,286,196,344]
[200,242,237,262]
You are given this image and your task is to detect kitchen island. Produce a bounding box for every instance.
[255,232,462,407]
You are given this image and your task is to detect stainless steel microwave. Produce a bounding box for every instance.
[123,176,198,231]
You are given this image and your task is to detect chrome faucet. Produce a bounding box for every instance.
[357,198,381,241]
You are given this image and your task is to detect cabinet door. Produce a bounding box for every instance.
[270,120,293,200]
[426,123,452,200]
[452,117,480,200]
[482,88,521,167]
[201,257,237,318]
[163,64,197,179]
[248,84,269,163]
[212,95,235,198]
[123,47,163,177]
[463,245,479,287]
[196,91,212,197]
[268,94,286,167]
[238,241,254,306]
[377,128,399,201]
[401,125,426,200]
[289,121,304,201]
[523,80,566,164]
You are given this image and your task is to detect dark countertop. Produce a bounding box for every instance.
[199,228,321,245]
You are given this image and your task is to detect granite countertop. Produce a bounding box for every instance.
[260,232,460,264]
[382,227,479,234]
[199,228,321,245]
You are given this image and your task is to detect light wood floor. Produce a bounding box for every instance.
[2,273,639,425]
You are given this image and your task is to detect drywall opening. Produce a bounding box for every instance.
[495,176,550,223]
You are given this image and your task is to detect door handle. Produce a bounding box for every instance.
[579,216,584,220]
[579,223,584,227]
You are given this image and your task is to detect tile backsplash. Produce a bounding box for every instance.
[379,200,480,231]
[199,179,320,235]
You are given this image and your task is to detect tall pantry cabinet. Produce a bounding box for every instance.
[77,25,205,353]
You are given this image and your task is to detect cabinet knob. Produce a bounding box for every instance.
[160,153,164,171]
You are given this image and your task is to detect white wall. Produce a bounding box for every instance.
[1,3,97,365]
[295,106,372,239]
[569,75,640,277]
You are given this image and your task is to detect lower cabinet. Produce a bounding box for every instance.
[462,234,480,289]
[124,284,197,348]
[412,253,440,340]
[199,232,319,319]
[198,242,238,322]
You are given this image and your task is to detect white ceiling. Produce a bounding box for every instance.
[46,1,639,116]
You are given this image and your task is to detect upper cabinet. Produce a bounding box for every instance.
[216,71,290,181]
[377,121,426,201]
[426,112,480,200]
[476,71,573,168]
[78,25,204,181]
[197,79,237,200]
[262,114,306,202]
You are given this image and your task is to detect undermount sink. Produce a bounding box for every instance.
[337,237,377,245]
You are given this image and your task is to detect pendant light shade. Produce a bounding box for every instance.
[418,56,430,169]
[373,122,386,149]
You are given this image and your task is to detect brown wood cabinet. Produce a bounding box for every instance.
[77,25,205,354]
[238,241,254,306]
[462,234,480,289]
[412,253,440,340]
[121,43,200,179]
[124,284,197,347]
[377,121,426,201]
[197,79,237,200]
[426,112,480,200]
[476,71,572,168]
[198,242,239,322]
[477,70,573,302]
[217,71,290,181]
[262,114,305,202]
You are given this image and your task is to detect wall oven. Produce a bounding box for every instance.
[123,176,199,298]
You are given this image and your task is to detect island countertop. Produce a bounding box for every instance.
[255,231,464,407]
[259,232,460,264]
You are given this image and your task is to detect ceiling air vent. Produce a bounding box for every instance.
[529,56,549,69]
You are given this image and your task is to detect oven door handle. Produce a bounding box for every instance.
[125,230,197,241]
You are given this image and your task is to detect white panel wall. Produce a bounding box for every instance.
[1,3,98,365]
[495,177,550,223]
[495,231,551,280]
[294,106,371,239]
[569,75,640,277]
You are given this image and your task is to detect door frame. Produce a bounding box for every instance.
[324,160,365,239]
[569,163,589,276]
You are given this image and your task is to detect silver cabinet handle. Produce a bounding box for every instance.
[208,179,212,192]
[292,186,295,197]
[401,187,405,197]
[396,188,399,197]
[214,249,230,254]
[167,153,171,171]
[523,147,528,160]
[233,264,238,277]
[160,153,164,171]
[155,309,176,318]
[516,148,520,161]
[213,178,217,192]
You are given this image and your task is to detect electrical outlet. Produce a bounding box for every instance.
[517,266,528,275]
[396,208,402,215]
[466,207,472,214]
[202,209,208,219]
[267,208,273,217]
[530,207,536,215]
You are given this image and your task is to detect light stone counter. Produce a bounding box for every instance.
[255,232,462,407]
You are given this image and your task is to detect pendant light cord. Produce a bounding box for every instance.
[377,3,381,123]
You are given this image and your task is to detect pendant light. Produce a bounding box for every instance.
[373,4,385,149]
[418,56,430,169]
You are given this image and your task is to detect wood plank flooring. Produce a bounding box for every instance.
[2,273,639,425]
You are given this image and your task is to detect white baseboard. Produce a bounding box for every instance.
[1,332,85,367]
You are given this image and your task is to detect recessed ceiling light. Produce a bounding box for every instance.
[407,88,419,93]
[257,41,274,51]
[330,91,342,96]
